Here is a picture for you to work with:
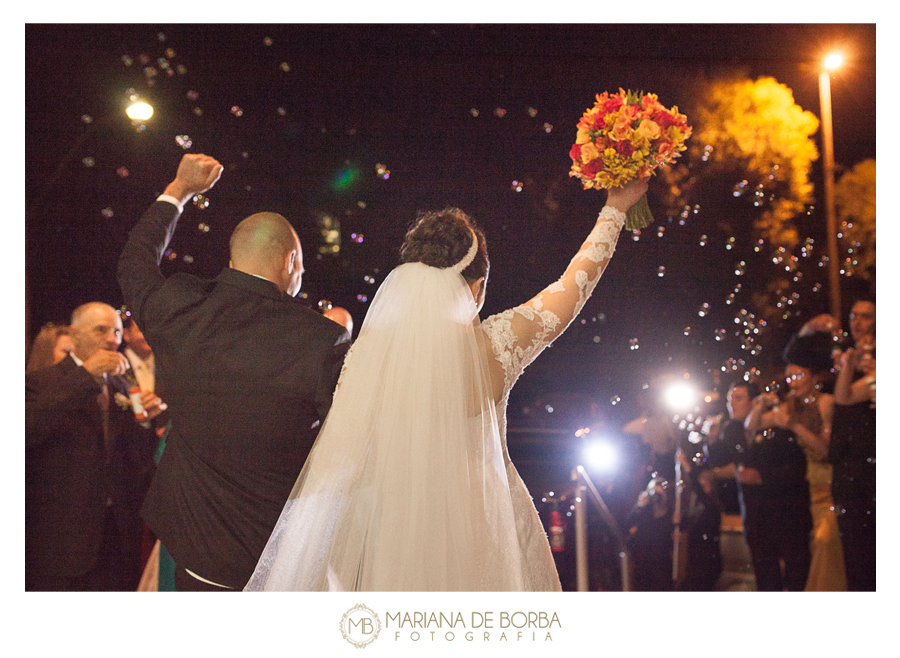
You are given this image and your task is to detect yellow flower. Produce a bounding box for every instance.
[576,127,592,144]
[635,118,661,141]
[580,142,600,162]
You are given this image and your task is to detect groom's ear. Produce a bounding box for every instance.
[286,250,297,274]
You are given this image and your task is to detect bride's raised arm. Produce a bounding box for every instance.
[482,178,648,402]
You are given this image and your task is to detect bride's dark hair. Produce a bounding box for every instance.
[399,207,489,282]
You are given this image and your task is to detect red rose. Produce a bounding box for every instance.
[601,95,624,115]
[583,159,604,178]
[616,140,635,157]
[651,109,676,131]
[569,143,583,161]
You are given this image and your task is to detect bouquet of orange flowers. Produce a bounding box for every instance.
[569,89,692,230]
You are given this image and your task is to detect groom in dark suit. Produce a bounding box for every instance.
[117,154,349,590]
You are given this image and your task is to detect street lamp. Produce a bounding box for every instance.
[818,52,842,322]
[126,101,154,121]
[26,97,155,352]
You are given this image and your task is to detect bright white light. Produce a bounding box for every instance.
[126,102,154,121]
[584,440,617,472]
[824,53,843,70]
[664,381,696,412]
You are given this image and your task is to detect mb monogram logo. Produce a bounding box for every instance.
[340,604,382,648]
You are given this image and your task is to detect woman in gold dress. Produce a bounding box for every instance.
[774,332,847,590]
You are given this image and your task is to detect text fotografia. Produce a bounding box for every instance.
[386,611,561,642]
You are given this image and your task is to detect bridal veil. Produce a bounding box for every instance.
[245,261,525,590]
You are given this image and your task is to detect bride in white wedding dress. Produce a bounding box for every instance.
[244,178,648,591]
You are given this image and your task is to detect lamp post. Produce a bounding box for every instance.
[818,53,842,322]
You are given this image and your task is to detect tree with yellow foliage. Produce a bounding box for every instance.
[834,159,876,283]
[663,75,820,250]
[656,74,831,370]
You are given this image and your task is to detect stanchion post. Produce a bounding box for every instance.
[575,484,588,592]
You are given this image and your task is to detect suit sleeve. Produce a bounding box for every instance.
[314,334,351,422]
[26,360,102,448]
[117,200,183,331]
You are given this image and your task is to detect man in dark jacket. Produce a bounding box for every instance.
[26,302,165,590]
[117,154,349,590]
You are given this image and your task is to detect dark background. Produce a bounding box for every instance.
[25,23,876,384]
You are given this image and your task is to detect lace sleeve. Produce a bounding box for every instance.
[482,205,626,396]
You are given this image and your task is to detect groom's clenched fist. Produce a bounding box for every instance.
[162,154,224,207]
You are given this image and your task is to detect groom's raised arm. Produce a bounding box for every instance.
[117,155,223,327]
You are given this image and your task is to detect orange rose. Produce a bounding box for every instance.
[575,126,592,144]
[580,142,600,163]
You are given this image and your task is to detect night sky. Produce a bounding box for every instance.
[25,23,877,432]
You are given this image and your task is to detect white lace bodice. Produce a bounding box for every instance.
[482,205,626,402]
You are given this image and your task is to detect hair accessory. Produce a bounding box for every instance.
[448,230,479,273]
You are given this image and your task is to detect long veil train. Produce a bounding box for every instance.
[245,262,525,590]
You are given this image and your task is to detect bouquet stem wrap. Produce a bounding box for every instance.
[626,194,654,231]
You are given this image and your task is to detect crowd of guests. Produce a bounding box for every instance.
[27,295,875,594]
[618,299,876,592]
[25,302,353,592]
[26,295,875,592]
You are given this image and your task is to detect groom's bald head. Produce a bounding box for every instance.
[229,212,304,297]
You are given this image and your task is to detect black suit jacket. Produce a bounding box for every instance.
[25,356,158,586]
[117,200,349,589]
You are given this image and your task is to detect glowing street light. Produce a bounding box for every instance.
[818,52,842,321]
[126,101,154,121]
[824,53,844,70]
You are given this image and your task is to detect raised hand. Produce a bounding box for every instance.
[838,347,862,372]
[163,154,224,206]
[81,349,129,378]
[768,405,792,430]
[800,313,841,336]
[138,390,168,420]
[606,176,650,214]
[737,467,762,485]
